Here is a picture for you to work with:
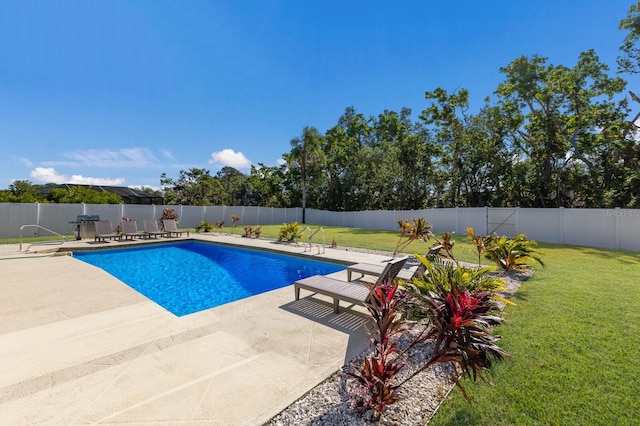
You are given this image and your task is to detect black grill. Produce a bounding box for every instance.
[76,214,101,223]
[70,215,101,239]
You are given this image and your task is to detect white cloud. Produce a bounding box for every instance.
[30,167,66,183]
[69,175,125,185]
[276,158,287,166]
[17,157,34,168]
[30,167,125,186]
[209,149,252,169]
[159,149,177,162]
[40,160,78,167]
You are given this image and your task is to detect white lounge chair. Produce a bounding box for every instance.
[94,221,121,242]
[143,220,168,238]
[120,220,146,240]
[294,256,408,313]
[162,219,189,237]
[347,259,425,282]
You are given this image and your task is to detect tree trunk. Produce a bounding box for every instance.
[302,182,307,224]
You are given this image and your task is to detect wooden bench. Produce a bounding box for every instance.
[294,275,370,314]
[294,257,408,314]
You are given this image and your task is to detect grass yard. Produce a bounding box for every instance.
[249,223,483,265]
[428,244,640,425]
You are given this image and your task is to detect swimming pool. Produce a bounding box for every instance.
[74,241,344,316]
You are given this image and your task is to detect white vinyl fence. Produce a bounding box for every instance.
[1,203,639,252]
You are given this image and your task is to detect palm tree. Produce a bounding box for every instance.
[286,126,325,223]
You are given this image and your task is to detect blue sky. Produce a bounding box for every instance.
[1,0,637,190]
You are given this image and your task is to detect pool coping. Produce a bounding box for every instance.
[63,236,356,266]
[0,234,399,424]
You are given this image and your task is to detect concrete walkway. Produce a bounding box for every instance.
[0,234,398,425]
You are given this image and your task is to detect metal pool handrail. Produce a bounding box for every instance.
[308,227,325,254]
[19,224,67,252]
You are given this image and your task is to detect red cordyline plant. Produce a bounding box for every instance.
[401,233,511,402]
[161,208,179,222]
[400,282,509,402]
[347,281,408,420]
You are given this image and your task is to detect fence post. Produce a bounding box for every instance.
[35,202,41,229]
[484,206,488,235]
[615,207,621,250]
[559,207,564,244]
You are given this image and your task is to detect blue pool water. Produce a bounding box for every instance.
[74,241,344,316]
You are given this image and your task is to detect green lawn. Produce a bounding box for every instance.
[4,224,638,424]
[249,223,483,265]
[428,244,640,425]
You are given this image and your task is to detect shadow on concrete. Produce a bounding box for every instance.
[280,297,371,364]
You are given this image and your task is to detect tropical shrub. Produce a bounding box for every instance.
[393,217,433,256]
[484,233,546,272]
[466,227,498,267]
[161,208,179,223]
[215,220,225,229]
[406,229,510,317]
[243,226,261,238]
[402,232,512,400]
[427,230,456,259]
[349,246,511,419]
[231,215,240,229]
[400,282,509,403]
[408,255,507,301]
[348,281,407,420]
[277,222,301,242]
[195,221,215,232]
[349,225,516,421]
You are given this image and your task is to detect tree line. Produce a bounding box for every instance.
[160,54,638,211]
[0,182,126,204]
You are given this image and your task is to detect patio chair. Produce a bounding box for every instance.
[347,259,425,282]
[294,256,408,314]
[94,221,121,242]
[143,220,169,238]
[162,219,190,237]
[120,220,147,240]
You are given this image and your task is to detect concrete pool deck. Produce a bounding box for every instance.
[0,234,400,425]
